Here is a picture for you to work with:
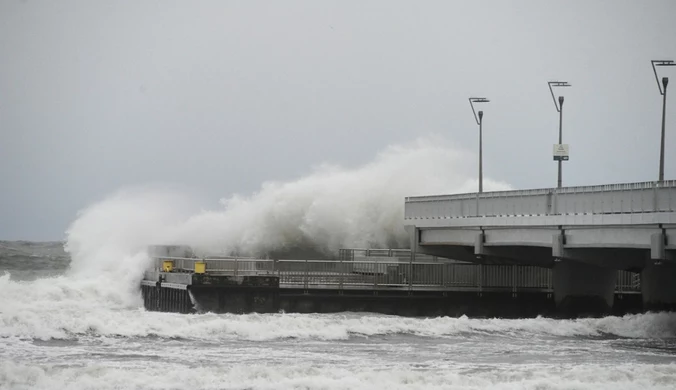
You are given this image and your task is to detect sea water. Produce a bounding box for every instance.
[2,241,676,390]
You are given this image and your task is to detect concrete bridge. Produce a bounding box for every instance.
[404,180,676,312]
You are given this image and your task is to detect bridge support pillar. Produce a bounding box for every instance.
[406,226,418,258]
[553,260,616,317]
[641,263,676,311]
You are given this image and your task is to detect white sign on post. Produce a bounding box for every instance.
[553,144,570,161]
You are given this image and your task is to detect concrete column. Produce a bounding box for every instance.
[553,260,616,317]
[405,226,418,257]
[642,263,676,311]
[406,226,417,287]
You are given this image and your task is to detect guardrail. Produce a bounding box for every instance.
[151,256,640,293]
[339,248,446,263]
[156,256,274,276]
[405,180,676,219]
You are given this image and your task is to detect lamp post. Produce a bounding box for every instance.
[651,60,676,182]
[469,97,490,192]
[548,81,572,188]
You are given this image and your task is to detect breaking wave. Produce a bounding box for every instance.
[2,298,675,341]
[64,137,510,262]
[2,360,676,390]
[0,138,508,340]
[48,138,509,316]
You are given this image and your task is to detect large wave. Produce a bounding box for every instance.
[2,301,675,341]
[65,137,510,262]
[61,138,510,288]
[0,138,506,339]
[167,138,511,256]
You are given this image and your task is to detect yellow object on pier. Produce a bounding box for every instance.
[162,260,174,272]
[194,261,206,274]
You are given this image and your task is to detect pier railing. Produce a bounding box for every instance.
[405,180,676,220]
[160,256,274,275]
[151,256,640,293]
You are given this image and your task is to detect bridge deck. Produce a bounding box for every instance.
[404,180,676,265]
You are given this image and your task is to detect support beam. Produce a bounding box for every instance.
[553,232,648,269]
[406,226,418,261]
[473,232,554,266]
[417,244,476,263]
[474,231,485,256]
[651,232,666,261]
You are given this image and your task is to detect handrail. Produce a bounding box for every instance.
[157,255,264,261]
[405,180,676,202]
[277,259,436,265]
[150,256,640,293]
[404,179,676,218]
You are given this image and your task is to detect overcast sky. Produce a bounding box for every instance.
[2,0,676,240]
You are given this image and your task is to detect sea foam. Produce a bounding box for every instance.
[2,359,676,390]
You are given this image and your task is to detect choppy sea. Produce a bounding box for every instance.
[1,241,676,390]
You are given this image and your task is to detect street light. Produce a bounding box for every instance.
[548,81,572,188]
[469,97,490,193]
[651,60,676,182]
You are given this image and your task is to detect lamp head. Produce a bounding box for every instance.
[558,96,564,106]
[470,97,490,103]
[478,110,483,120]
[655,60,676,67]
[549,81,571,88]
[664,77,669,88]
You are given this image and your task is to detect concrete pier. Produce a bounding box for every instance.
[279,290,557,318]
[141,274,279,314]
[140,247,644,317]
[141,281,193,314]
[141,280,642,318]
[641,263,676,311]
[553,260,617,317]
[190,274,279,314]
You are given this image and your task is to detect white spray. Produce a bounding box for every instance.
[165,137,510,256]
[65,137,511,263]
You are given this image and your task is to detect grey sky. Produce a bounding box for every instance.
[2,0,675,240]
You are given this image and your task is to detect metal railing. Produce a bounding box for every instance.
[156,256,274,276]
[616,270,642,293]
[338,248,449,263]
[405,180,676,219]
[151,256,641,293]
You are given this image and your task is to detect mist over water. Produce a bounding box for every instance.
[2,139,676,389]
